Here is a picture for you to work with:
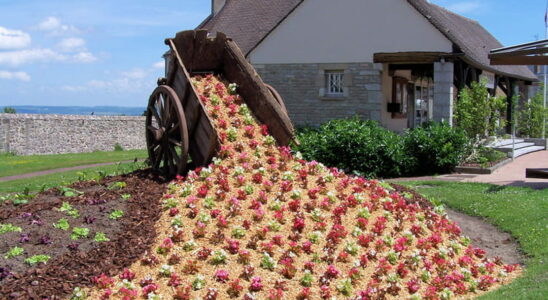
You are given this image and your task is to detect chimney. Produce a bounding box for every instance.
[212,0,226,15]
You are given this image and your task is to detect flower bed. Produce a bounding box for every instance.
[84,75,519,299]
[0,171,167,298]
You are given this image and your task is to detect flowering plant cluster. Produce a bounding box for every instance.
[85,75,519,299]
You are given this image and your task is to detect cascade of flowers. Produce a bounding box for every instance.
[84,75,519,300]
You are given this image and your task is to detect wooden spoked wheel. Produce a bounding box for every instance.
[145,85,189,176]
[265,84,289,117]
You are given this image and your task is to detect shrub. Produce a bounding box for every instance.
[2,107,16,114]
[294,118,409,178]
[294,119,469,178]
[454,80,506,140]
[114,143,124,151]
[404,122,469,175]
[518,86,548,138]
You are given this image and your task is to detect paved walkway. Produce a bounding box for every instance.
[390,150,548,189]
[0,160,137,183]
[462,150,548,189]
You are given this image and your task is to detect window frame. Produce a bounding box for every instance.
[325,70,345,97]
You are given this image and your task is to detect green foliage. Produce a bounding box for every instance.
[59,186,83,197]
[518,87,548,138]
[0,223,22,235]
[93,232,110,242]
[53,218,70,230]
[3,106,16,114]
[454,80,507,140]
[294,118,409,178]
[465,146,507,168]
[25,254,50,265]
[108,209,124,220]
[404,122,469,174]
[4,246,24,259]
[71,227,90,240]
[59,201,80,218]
[113,143,124,151]
[107,181,126,190]
[294,119,468,178]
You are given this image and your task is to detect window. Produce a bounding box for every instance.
[325,71,344,96]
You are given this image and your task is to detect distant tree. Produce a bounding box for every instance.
[3,107,16,114]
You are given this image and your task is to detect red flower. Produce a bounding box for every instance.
[93,273,115,289]
[119,268,135,281]
[406,278,420,294]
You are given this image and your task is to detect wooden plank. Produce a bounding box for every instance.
[222,40,295,146]
[374,52,454,63]
[489,55,548,66]
[526,168,548,179]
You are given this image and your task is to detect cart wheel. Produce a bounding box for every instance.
[265,84,288,117]
[146,85,189,177]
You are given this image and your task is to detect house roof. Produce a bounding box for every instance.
[199,0,536,82]
[199,0,303,56]
[407,0,536,81]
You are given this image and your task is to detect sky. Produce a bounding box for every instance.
[0,0,546,108]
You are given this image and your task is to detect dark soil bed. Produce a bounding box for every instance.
[0,170,168,299]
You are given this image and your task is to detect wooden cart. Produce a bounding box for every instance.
[145,30,294,176]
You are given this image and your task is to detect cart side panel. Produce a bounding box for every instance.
[171,73,219,167]
[170,30,226,72]
[222,40,294,146]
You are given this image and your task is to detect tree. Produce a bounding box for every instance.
[3,107,16,114]
[518,86,548,138]
[454,80,506,141]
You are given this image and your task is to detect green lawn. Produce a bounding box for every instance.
[398,181,547,300]
[0,161,145,196]
[0,150,147,178]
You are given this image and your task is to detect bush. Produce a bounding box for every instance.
[3,107,16,114]
[404,122,469,175]
[114,143,124,151]
[454,80,506,140]
[294,118,409,178]
[294,119,469,178]
[518,86,548,138]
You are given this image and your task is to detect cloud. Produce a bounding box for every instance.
[0,26,31,50]
[445,1,483,14]
[73,51,97,63]
[62,67,156,93]
[0,70,30,81]
[121,68,147,80]
[36,17,80,36]
[57,37,86,52]
[152,61,164,69]
[0,48,98,66]
[0,49,66,66]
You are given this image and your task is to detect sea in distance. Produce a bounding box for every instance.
[3,106,145,116]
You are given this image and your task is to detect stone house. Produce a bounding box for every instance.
[198,0,536,131]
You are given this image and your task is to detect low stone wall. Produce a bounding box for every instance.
[0,113,146,155]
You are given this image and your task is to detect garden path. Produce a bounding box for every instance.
[0,160,136,183]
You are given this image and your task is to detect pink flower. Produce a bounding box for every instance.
[250,276,263,291]
[215,269,230,283]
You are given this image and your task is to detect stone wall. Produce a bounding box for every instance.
[0,114,146,155]
[255,63,382,126]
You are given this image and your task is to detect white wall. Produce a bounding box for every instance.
[249,0,453,64]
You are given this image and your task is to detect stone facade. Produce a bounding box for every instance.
[0,114,146,155]
[433,61,454,125]
[255,63,382,126]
